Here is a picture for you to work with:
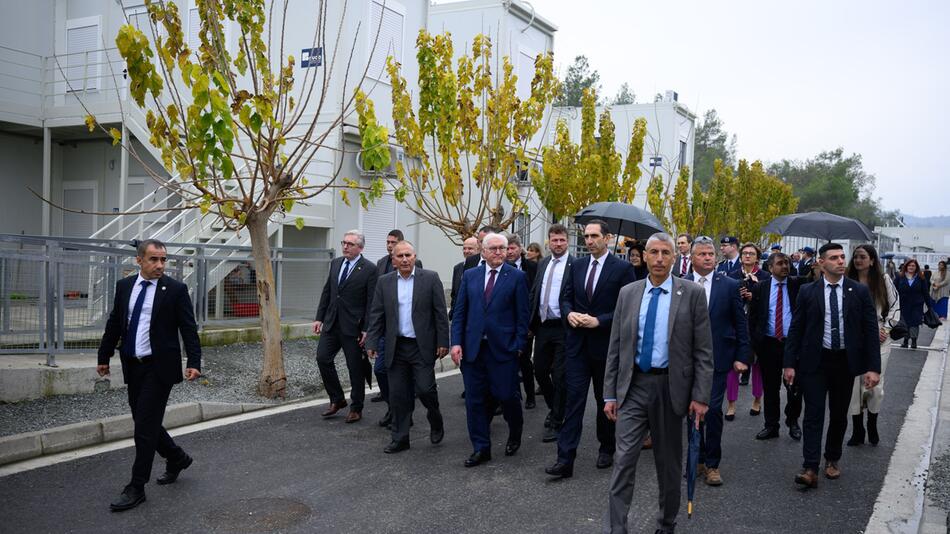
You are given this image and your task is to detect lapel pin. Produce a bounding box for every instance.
[676,290,682,296]
[161,286,166,291]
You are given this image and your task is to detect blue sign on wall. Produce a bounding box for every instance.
[301,47,323,68]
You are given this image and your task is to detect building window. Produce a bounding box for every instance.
[367,0,405,81]
[514,211,530,247]
[65,17,101,92]
[678,140,687,169]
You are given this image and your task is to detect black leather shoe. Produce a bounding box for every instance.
[756,427,779,440]
[110,485,146,512]
[596,452,613,469]
[460,390,466,399]
[545,462,574,478]
[724,413,735,421]
[371,393,385,403]
[525,398,536,410]
[788,423,802,441]
[542,426,558,443]
[384,440,410,454]
[378,411,392,428]
[430,426,445,445]
[493,405,504,416]
[156,455,192,485]
[505,439,521,456]
[464,450,491,467]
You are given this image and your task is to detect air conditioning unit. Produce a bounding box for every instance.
[664,90,678,103]
[356,146,403,176]
[515,160,542,185]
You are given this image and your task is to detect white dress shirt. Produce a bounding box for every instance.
[540,254,567,319]
[339,254,363,283]
[584,251,609,294]
[397,269,416,338]
[822,277,846,349]
[128,275,157,358]
[692,270,713,304]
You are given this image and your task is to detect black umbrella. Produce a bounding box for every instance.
[762,211,874,242]
[574,201,666,239]
[685,415,701,518]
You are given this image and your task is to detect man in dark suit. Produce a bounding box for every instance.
[530,224,573,443]
[97,239,201,512]
[748,252,805,441]
[784,243,881,488]
[789,251,802,277]
[602,232,714,533]
[366,241,449,453]
[672,233,692,277]
[450,236,480,309]
[545,220,636,478]
[798,247,816,277]
[507,233,538,409]
[371,228,422,419]
[451,232,530,467]
[683,236,750,486]
[314,229,378,423]
[716,236,742,277]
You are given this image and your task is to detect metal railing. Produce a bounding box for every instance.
[0,234,333,366]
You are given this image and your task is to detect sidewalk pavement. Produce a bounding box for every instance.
[0,328,940,533]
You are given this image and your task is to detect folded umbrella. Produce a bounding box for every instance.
[685,415,701,518]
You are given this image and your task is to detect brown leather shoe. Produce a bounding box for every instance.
[697,463,707,477]
[321,401,348,418]
[344,410,362,423]
[642,435,653,450]
[824,461,841,479]
[704,468,723,486]
[795,468,819,488]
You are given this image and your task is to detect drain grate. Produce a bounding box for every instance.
[204,497,312,532]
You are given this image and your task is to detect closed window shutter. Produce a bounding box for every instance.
[66,23,99,91]
[518,50,535,100]
[368,1,403,80]
[189,8,200,52]
[360,194,396,263]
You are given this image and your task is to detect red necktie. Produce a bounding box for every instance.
[681,256,689,276]
[484,269,497,301]
[775,282,784,340]
[585,259,599,301]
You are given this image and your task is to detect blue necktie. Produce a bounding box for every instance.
[638,287,664,372]
[339,260,351,285]
[829,283,841,350]
[122,280,150,358]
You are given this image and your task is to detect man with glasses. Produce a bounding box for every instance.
[314,230,378,423]
[451,233,530,467]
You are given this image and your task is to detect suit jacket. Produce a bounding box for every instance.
[98,274,201,386]
[515,255,538,289]
[450,261,465,309]
[716,257,743,278]
[561,253,637,360]
[375,255,422,276]
[604,276,715,416]
[748,275,806,349]
[672,255,691,278]
[315,255,378,336]
[451,262,530,362]
[365,268,449,368]
[895,275,932,327]
[784,277,881,376]
[528,253,574,329]
[684,272,750,372]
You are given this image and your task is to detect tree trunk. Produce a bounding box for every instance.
[246,213,286,399]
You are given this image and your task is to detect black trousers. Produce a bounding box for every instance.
[557,348,614,464]
[125,358,186,489]
[533,320,567,424]
[316,328,365,412]
[519,335,536,403]
[757,336,803,429]
[800,349,853,470]
[388,337,442,444]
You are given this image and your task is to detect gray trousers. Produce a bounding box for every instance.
[606,372,683,534]
[389,337,442,444]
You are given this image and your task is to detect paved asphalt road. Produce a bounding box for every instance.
[0,328,935,534]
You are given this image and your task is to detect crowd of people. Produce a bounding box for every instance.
[96,228,946,532]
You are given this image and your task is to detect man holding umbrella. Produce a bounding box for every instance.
[602,232,714,533]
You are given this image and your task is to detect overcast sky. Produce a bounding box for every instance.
[445,0,949,217]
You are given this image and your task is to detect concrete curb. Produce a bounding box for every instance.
[0,401,269,467]
[866,325,949,534]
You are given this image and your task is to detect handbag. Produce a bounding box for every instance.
[888,319,909,341]
[923,307,942,329]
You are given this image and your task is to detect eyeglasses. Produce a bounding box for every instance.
[341,240,361,248]
[485,246,507,253]
[741,251,758,256]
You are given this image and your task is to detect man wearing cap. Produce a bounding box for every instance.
[717,236,742,277]
[799,247,816,277]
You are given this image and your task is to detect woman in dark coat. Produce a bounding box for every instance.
[895,259,933,349]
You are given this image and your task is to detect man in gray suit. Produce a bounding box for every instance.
[366,241,449,453]
[603,232,714,534]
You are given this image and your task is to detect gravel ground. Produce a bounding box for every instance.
[928,450,950,511]
[0,338,358,437]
